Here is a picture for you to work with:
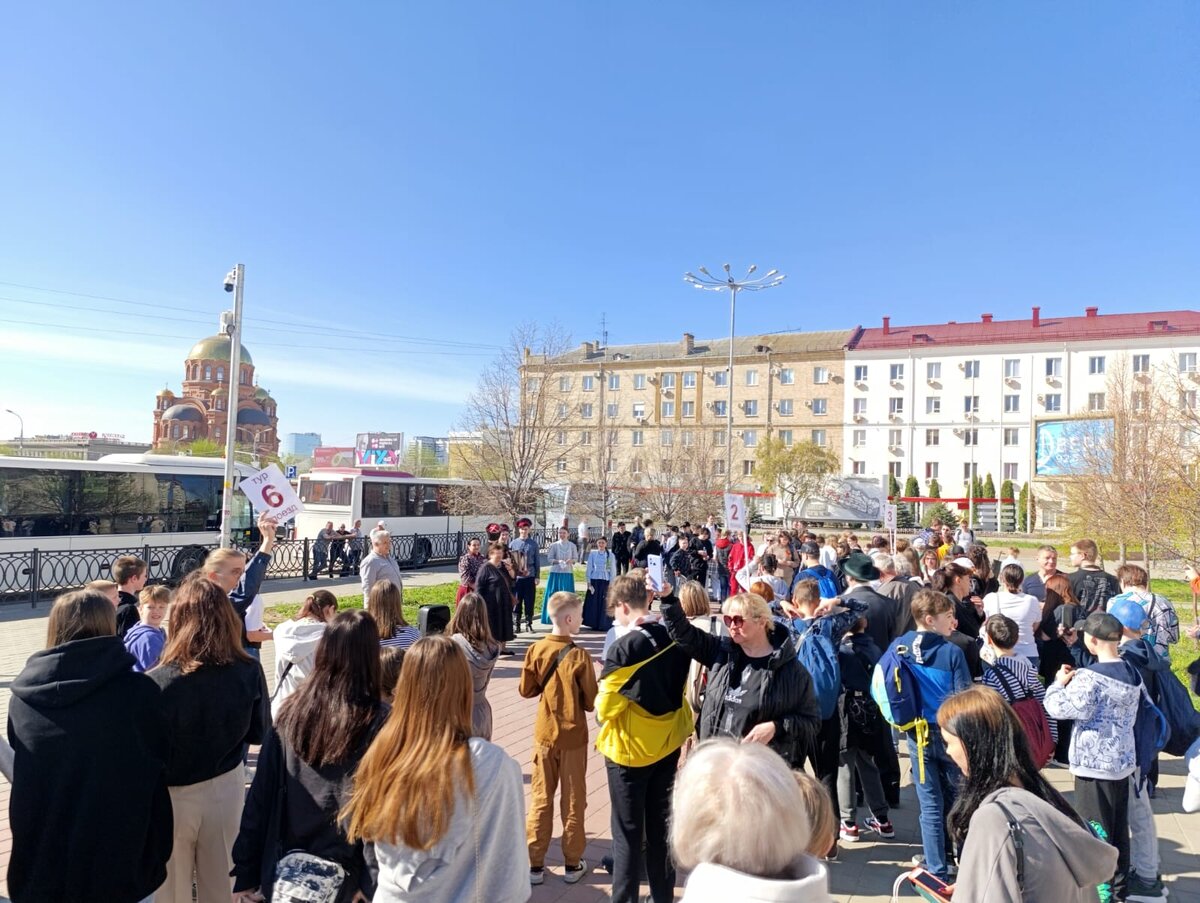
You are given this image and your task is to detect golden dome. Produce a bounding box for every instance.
[187,334,254,365]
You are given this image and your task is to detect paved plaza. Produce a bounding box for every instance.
[0,572,1197,902]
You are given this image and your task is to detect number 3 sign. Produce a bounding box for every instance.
[724,492,747,531]
[237,463,305,522]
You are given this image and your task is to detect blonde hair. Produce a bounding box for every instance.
[546,590,581,621]
[203,547,246,573]
[677,580,710,619]
[671,740,811,875]
[793,770,836,857]
[368,580,407,639]
[721,592,772,625]
[344,635,474,849]
[86,579,118,595]
[138,585,171,608]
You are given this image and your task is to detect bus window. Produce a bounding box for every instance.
[363,482,407,518]
[420,484,443,517]
[0,467,74,537]
[299,479,352,507]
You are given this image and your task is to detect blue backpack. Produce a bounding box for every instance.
[871,643,930,782]
[799,566,841,600]
[1155,666,1200,756]
[793,621,842,720]
[1127,663,1171,791]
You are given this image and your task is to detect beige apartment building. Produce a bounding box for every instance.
[530,330,851,492]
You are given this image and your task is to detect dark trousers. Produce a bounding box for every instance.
[309,546,328,579]
[804,714,842,830]
[874,726,902,804]
[606,750,680,903]
[1075,775,1130,900]
[615,556,630,576]
[513,577,536,627]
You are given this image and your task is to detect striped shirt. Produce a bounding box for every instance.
[982,655,1057,742]
[381,626,421,650]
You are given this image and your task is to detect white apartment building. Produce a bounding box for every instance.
[841,307,1200,517]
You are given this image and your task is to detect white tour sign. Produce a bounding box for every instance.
[724,492,747,531]
[884,504,898,531]
[238,463,305,522]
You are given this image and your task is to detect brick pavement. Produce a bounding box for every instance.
[1,585,1198,902]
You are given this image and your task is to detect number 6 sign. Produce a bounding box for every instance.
[724,492,747,531]
[238,463,305,522]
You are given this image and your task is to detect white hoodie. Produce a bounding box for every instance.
[270,617,327,719]
[680,858,832,903]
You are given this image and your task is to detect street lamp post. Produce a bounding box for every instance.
[220,264,246,549]
[683,264,786,490]
[4,409,23,453]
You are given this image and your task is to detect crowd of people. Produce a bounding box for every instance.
[5,508,1200,903]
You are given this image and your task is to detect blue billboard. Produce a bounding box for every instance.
[1035,418,1114,477]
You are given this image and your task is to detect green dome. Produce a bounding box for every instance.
[254,386,272,400]
[187,334,254,366]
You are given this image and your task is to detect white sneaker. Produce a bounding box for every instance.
[563,859,588,884]
[529,868,544,885]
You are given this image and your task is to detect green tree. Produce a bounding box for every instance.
[755,438,840,519]
[1018,481,1037,532]
[887,473,901,500]
[902,475,921,527]
[928,478,941,499]
[982,473,996,499]
[1000,479,1015,531]
[920,502,960,529]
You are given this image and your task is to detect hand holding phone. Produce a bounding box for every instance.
[907,867,953,902]
[647,554,665,593]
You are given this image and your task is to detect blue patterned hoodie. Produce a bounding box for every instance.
[1044,660,1140,780]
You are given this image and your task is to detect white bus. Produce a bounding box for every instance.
[0,454,256,593]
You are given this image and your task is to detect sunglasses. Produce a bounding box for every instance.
[722,614,747,629]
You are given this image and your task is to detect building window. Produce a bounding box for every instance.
[631,458,643,474]
[631,430,644,446]
[661,373,676,389]
[681,430,694,447]
[1003,462,1018,481]
[1045,357,1062,378]
[1004,428,1019,446]
[963,428,979,446]
[926,396,941,415]
[679,458,691,475]
[557,403,568,418]
[580,431,592,445]
[744,400,758,417]
[778,368,794,385]
[851,460,866,475]
[1181,390,1197,410]
[581,403,594,418]
[1004,394,1019,413]
[745,369,758,387]
[632,402,646,419]
[556,430,566,446]
[889,397,904,416]
[964,395,979,415]
[634,374,646,389]
[964,462,978,481]
[889,462,902,479]
[890,363,905,381]
[1089,356,1106,375]
[853,429,867,447]
[778,399,793,416]
[713,459,726,475]
[527,377,540,393]
[1180,352,1197,373]
[853,398,867,416]
[607,457,618,473]
[216,366,225,382]
[683,371,697,388]
[713,370,727,387]
[812,398,827,416]
[809,429,824,447]
[713,400,727,417]
[608,373,620,390]
[714,429,727,447]
[559,376,571,392]
[925,462,939,480]
[963,359,980,379]
[1044,394,1062,412]
[926,362,941,380]
[606,403,618,419]
[742,430,757,447]
[1132,392,1147,412]
[1133,354,1150,374]
[1002,359,1019,379]
[926,429,939,446]
[661,429,674,447]
[556,459,568,473]
[682,401,695,417]
[662,401,675,417]
[1088,392,1106,411]
[204,365,212,381]
[171,423,180,439]
[854,365,869,382]
[780,429,795,446]
[580,457,592,471]
[813,367,829,384]
[582,375,595,391]
[888,429,902,447]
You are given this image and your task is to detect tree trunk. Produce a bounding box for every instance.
[1118,540,1127,568]
[1141,538,1150,582]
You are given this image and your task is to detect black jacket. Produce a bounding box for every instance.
[7,636,173,903]
[633,539,662,566]
[151,658,268,786]
[232,707,388,902]
[611,531,632,561]
[660,596,820,766]
[115,590,141,639]
[673,548,708,584]
[1068,567,1121,616]
[842,584,903,653]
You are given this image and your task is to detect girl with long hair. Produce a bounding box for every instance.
[342,635,528,903]
[919,547,941,585]
[150,575,268,903]
[937,686,1116,902]
[272,588,339,717]
[369,580,420,650]
[233,610,387,903]
[448,592,500,739]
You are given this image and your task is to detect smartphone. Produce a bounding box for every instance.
[907,867,952,903]
[647,554,665,592]
[1060,604,1078,630]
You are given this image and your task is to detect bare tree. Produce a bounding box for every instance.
[754,437,840,520]
[623,431,723,524]
[454,323,581,521]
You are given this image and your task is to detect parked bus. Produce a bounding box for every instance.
[0,454,256,593]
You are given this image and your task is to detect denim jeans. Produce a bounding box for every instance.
[905,725,961,881]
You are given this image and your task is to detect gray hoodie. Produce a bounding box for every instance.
[271,618,327,719]
[450,634,500,740]
[952,787,1117,903]
[370,737,529,903]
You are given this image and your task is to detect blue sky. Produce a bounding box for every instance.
[2,2,1197,446]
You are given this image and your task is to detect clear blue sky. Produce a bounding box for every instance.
[2,2,1197,445]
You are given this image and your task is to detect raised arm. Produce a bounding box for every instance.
[659,594,722,667]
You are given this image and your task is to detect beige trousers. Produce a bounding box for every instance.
[157,765,245,903]
[526,743,588,869]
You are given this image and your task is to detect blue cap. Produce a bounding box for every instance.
[1109,599,1149,632]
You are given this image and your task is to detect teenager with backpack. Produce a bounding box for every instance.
[1107,564,1180,660]
[980,615,1057,768]
[795,541,843,598]
[938,687,1118,903]
[871,589,972,882]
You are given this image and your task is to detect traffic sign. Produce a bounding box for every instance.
[238,463,305,522]
[285,464,298,479]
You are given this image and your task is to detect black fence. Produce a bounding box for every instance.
[0,527,562,606]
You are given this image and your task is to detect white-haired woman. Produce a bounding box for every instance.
[671,740,833,901]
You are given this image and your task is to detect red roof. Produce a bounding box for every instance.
[847,308,1200,351]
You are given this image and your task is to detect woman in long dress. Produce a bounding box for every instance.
[475,541,517,652]
[582,536,617,630]
[540,526,579,624]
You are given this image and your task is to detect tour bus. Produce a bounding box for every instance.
[0,454,256,594]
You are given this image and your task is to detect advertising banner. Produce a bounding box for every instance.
[1035,418,1114,477]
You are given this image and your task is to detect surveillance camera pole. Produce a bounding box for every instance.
[220,263,245,549]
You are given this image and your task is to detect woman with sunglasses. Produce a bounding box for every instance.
[659,582,821,766]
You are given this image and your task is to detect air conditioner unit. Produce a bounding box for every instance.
[635,415,646,423]
[890,380,903,388]
[889,444,901,452]
[853,414,866,423]
[1037,394,1045,403]
[706,401,717,411]
[927,379,938,387]
[953,428,964,436]
[889,413,901,421]
[1005,377,1019,387]
[804,400,813,408]
[1045,375,1057,384]
[1189,371,1200,382]
[855,381,867,390]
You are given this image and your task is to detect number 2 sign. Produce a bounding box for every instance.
[237,463,305,522]
[724,492,747,531]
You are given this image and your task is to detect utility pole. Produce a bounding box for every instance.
[219,264,245,549]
